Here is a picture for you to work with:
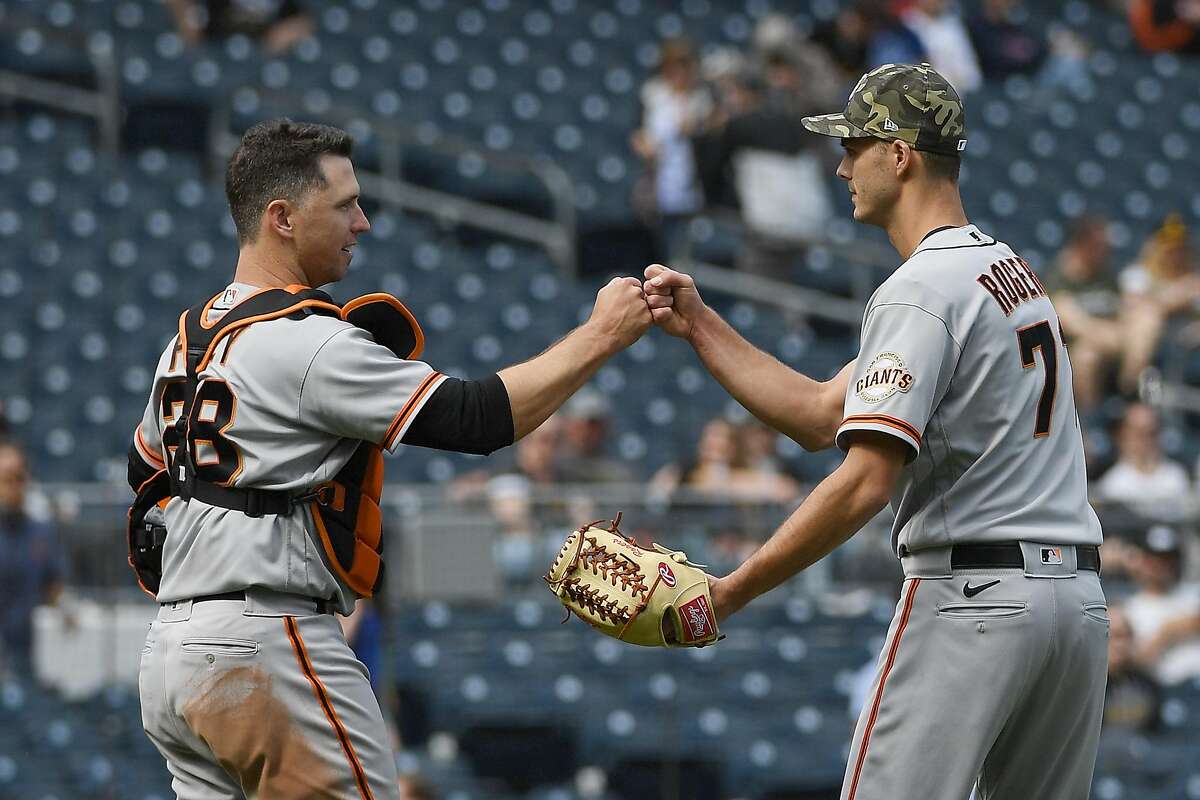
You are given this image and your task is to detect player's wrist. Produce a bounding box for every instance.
[684,304,718,347]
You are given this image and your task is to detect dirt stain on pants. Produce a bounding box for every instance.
[183,666,340,799]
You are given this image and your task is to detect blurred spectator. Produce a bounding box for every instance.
[652,417,797,503]
[507,415,564,485]
[398,775,436,800]
[812,0,880,78]
[751,14,846,116]
[485,474,549,584]
[0,441,66,673]
[1044,216,1123,410]
[736,421,802,502]
[1123,525,1200,685]
[1095,403,1190,518]
[1129,0,1200,53]
[967,0,1046,79]
[865,1,927,67]
[167,0,314,54]
[901,0,984,93]
[448,415,563,502]
[1118,214,1200,394]
[557,391,634,484]
[692,65,835,280]
[652,417,740,499]
[1104,605,1162,733]
[631,38,713,258]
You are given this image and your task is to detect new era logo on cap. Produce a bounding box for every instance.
[882,118,899,132]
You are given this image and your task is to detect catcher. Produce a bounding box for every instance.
[128,119,652,800]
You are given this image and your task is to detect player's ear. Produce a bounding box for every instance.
[892,140,915,179]
[264,198,295,240]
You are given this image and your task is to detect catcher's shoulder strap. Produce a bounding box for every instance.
[167,286,341,515]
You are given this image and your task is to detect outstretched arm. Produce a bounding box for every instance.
[644,264,852,450]
[500,276,651,441]
[710,432,907,621]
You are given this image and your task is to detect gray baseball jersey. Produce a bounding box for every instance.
[132,283,447,615]
[835,224,1102,554]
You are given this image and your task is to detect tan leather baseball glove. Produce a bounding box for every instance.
[544,513,722,648]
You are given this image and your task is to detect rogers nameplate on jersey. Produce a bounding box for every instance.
[856,352,915,403]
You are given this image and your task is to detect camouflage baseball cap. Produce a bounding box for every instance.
[802,63,967,157]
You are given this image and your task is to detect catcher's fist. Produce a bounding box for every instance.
[643,264,707,340]
[587,276,652,350]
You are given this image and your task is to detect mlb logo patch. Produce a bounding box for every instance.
[1041,547,1063,565]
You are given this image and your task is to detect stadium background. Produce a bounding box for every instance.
[2,0,1200,797]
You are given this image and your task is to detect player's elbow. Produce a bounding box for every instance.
[791,386,845,452]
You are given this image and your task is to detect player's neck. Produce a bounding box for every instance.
[231,245,311,290]
[885,185,969,261]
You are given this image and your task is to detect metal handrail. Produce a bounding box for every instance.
[0,24,120,155]
[209,91,578,273]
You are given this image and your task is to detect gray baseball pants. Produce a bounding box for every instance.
[842,542,1108,800]
[139,588,400,800]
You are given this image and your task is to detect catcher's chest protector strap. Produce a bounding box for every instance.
[136,288,423,598]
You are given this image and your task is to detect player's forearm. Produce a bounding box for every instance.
[720,449,894,616]
[688,307,846,450]
[499,323,619,440]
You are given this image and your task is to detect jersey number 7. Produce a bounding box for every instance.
[1016,320,1057,438]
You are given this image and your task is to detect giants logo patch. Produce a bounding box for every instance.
[855,352,914,404]
[679,595,715,642]
[658,562,677,587]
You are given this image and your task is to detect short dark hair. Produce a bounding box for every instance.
[224,119,354,244]
[920,150,961,183]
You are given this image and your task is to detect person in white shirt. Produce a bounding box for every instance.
[902,0,984,93]
[1124,525,1200,685]
[1095,403,1191,518]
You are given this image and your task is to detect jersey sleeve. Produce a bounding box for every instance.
[299,327,448,451]
[130,337,176,482]
[837,298,960,460]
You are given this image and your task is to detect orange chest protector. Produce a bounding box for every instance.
[127,288,424,599]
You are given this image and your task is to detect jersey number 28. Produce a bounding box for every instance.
[160,379,241,484]
[1016,320,1057,438]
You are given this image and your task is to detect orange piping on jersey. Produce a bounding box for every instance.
[284,283,312,292]
[847,578,921,800]
[168,324,185,373]
[284,617,376,800]
[195,299,343,371]
[383,372,445,449]
[840,414,922,446]
[341,293,426,359]
[134,425,165,467]
[176,311,189,366]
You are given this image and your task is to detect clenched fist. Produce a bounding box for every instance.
[643,264,709,340]
[585,276,652,351]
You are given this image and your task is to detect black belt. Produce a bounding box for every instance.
[182,590,333,614]
[949,543,1100,573]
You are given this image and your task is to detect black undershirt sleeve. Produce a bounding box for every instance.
[400,373,515,456]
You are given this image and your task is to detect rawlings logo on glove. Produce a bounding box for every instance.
[544,513,722,648]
